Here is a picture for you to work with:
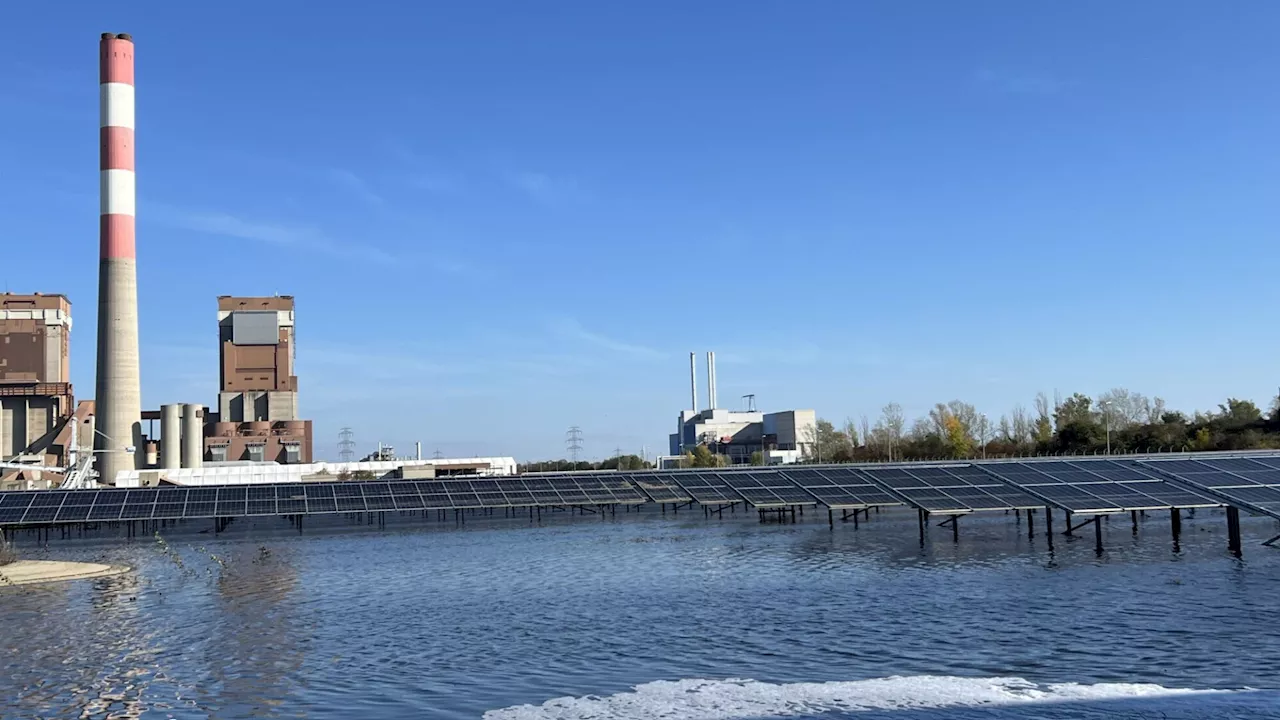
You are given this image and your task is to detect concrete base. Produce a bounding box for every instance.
[0,560,129,586]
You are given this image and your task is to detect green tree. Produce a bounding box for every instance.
[750,451,765,466]
[690,445,716,468]
[1217,398,1262,429]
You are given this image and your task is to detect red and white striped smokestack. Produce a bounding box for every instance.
[94,32,143,484]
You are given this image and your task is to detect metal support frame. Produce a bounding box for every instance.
[1065,516,1098,535]
[936,513,962,541]
[705,502,739,518]
[1226,506,1242,555]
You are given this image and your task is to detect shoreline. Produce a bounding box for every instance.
[0,560,130,587]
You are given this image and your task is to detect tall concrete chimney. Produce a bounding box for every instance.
[711,351,718,409]
[705,351,715,410]
[689,352,698,413]
[94,32,142,484]
[160,403,180,469]
[181,404,203,468]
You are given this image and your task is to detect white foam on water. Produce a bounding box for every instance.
[483,675,1251,720]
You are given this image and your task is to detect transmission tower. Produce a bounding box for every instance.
[566,426,584,463]
[432,448,444,460]
[338,427,355,462]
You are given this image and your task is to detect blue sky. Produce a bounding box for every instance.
[5,1,1280,461]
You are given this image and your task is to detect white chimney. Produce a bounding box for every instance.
[690,352,698,413]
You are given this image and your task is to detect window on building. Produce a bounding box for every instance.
[283,442,301,464]
[246,444,265,462]
[209,445,227,462]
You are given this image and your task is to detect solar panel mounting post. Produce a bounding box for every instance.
[1095,515,1104,555]
[1227,506,1242,555]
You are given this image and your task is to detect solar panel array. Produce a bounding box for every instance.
[11,454,1280,528]
[0,475,647,526]
[779,467,901,509]
[625,474,693,503]
[859,465,1042,513]
[664,471,742,504]
[717,472,817,508]
[1138,457,1280,517]
[977,460,1219,513]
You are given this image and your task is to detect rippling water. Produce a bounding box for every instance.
[3,506,1279,719]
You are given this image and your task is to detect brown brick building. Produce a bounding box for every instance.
[204,296,313,464]
[0,293,93,489]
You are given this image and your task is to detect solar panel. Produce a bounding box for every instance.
[89,490,128,521]
[245,485,277,515]
[0,492,35,523]
[304,484,339,513]
[497,480,536,506]
[275,484,307,514]
[54,490,99,523]
[717,472,816,508]
[360,483,396,510]
[860,465,1041,512]
[215,487,248,517]
[335,483,367,512]
[780,467,903,509]
[984,461,1217,512]
[668,472,740,504]
[1139,457,1280,519]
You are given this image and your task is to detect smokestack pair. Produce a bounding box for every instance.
[689,351,718,412]
[95,32,143,484]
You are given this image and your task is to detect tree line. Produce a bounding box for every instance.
[519,455,652,473]
[803,388,1280,463]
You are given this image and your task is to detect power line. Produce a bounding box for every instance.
[566,426,584,463]
[338,427,355,462]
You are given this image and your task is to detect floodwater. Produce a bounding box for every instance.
[2,506,1280,719]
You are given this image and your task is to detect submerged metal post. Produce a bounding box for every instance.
[1227,506,1242,555]
[1131,510,1139,534]
[1095,515,1104,554]
[1027,508,1034,539]
[1171,508,1181,540]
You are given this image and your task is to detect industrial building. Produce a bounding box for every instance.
[0,294,94,490]
[204,295,313,464]
[669,352,817,464]
[113,456,518,488]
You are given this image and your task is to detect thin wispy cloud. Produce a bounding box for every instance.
[382,139,461,195]
[152,204,398,265]
[972,67,1066,96]
[551,318,665,359]
[507,171,587,207]
[328,169,386,207]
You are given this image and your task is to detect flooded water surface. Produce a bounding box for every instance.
[3,507,1279,719]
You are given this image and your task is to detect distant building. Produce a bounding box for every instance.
[668,351,817,464]
[113,456,518,487]
[669,408,816,464]
[204,296,313,464]
[0,293,93,489]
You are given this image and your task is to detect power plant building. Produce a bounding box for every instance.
[669,352,816,464]
[0,294,94,490]
[205,296,313,464]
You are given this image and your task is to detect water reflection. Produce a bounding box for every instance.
[2,508,1279,719]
